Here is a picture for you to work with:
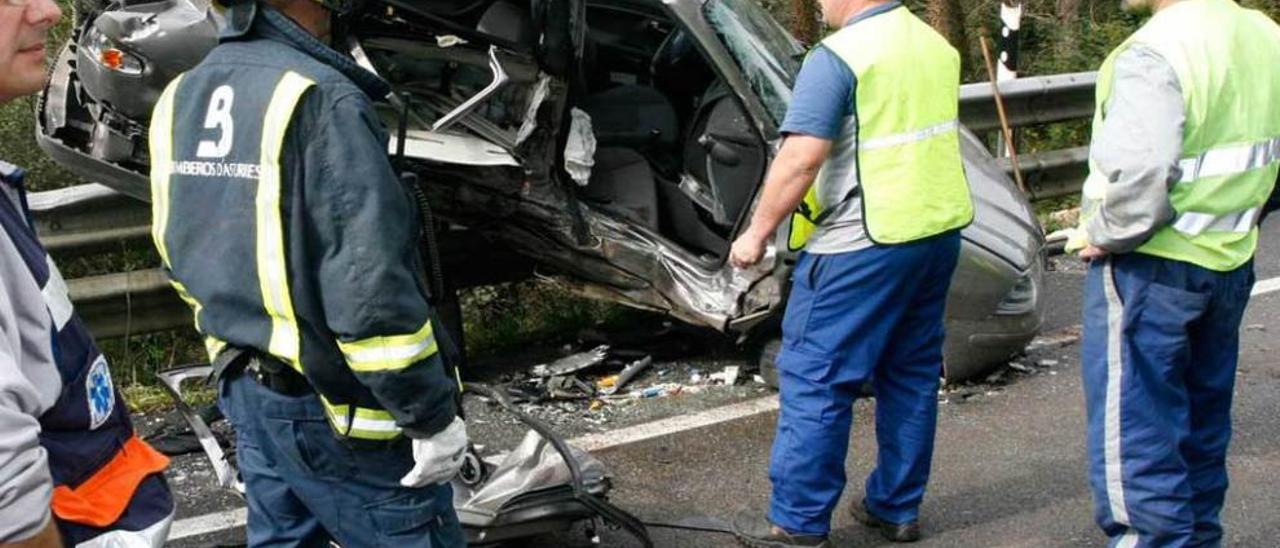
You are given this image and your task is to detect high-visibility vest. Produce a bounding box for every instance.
[788,5,973,250]
[1083,0,1280,271]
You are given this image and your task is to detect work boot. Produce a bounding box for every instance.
[849,500,921,543]
[732,512,831,548]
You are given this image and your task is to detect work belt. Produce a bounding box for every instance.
[245,354,311,396]
[214,347,311,397]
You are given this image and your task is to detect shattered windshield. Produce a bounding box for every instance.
[703,0,804,125]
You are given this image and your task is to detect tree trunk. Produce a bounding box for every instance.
[1056,0,1081,51]
[789,0,820,45]
[1058,0,1081,24]
[926,0,971,71]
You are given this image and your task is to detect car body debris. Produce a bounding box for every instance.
[531,345,611,377]
[602,356,655,396]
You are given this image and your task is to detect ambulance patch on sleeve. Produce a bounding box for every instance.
[87,355,115,430]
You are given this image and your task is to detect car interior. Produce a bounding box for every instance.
[361,0,770,261]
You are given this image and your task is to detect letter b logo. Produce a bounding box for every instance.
[196,85,235,158]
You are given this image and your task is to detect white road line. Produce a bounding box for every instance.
[169,508,247,541]
[569,394,780,452]
[1252,275,1280,297]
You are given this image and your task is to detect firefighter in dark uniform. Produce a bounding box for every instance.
[147,0,467,544]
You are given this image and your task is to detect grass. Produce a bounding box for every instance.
[461,280,641,358]
[122,382,216,414]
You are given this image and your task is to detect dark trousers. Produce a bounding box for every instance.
[219,372,466,547]
[768,232,961,535]
[1083,253,1254,547]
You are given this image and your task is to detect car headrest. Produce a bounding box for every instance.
[477,1,536,49]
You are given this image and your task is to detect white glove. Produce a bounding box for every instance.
[399,416,469,487]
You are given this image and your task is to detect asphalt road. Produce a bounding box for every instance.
[531,221,1280,547]
[163,221,1280,547]
[567,295,1280,547]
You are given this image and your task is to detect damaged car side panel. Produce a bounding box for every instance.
[35,0,1043,384]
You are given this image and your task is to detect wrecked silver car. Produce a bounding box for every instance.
[36,0,1043,384]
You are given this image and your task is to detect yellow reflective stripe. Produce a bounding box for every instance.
[337,321,438,372]
[150,76,217,343]
[256,72,313,372]
[149,74,184,267]
[167,278,206,331]
[204,336,228,364]
[320,396,402,440]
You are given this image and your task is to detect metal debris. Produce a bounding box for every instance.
[603,356,654,396]
[546,375,596,400]
[1037,359,1061,368]
[532,345,610,377]
[1008,361,1033,373]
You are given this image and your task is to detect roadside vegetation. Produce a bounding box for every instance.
[4,0,1277,412]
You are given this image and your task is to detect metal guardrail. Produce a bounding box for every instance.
[27,183,152,256]
[998,146,1090,201]
[36,72,1099,340]
[68,269,189,339]
[959,71,1097,132]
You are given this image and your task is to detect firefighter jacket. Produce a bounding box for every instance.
[148,4,458,440]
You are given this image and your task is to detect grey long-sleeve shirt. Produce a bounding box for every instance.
[0,167,59,543]
[1085,45,1185,253]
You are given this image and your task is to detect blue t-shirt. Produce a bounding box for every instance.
[779,45,855,140]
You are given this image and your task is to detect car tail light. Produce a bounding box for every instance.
[994,271,1037,316]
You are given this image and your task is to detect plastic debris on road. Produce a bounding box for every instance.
[709,366,740,386]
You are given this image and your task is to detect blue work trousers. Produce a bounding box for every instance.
[218,372,466,548]
[769,231,961,535]
[1082,253,1254,548]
